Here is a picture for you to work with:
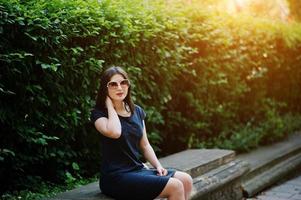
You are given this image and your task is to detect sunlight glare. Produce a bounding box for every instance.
[223,0,290,21]
[225,0,247,13]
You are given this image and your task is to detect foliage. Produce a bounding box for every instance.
[287,0,301,22]
[159,7,301,153]
[1,175,97,200]
[1,0,301,195]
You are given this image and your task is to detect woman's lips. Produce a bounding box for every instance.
[116,92,123,96]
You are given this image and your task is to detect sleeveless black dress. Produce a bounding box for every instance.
[91,105,175,200]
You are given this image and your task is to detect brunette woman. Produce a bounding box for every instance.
[91,66,193,200]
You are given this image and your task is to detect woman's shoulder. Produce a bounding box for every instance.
[134,104,146,120]
[134,104,142,110]
[91,106,108,114]
[90,107,108,123]
[134,104,144,113]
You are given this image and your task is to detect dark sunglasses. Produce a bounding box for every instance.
[107,79,130,89]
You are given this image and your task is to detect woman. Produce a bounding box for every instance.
[91,66,193,200]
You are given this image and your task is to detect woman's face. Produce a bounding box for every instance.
[107,74,129,102]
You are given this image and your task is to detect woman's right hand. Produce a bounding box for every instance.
[105,96,114,109]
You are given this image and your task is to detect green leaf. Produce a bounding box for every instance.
[41,63,60,71]
[1,149,15,157]
[72,162,80,171]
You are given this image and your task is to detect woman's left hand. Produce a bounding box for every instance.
[156,166,168,176]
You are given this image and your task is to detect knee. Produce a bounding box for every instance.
[181,174,193,193]
[170,178,185,194]
[184,173,193,189]
[176,172,193,189]
[159,178,185,199]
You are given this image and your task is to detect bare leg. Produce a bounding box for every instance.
[173,171,193,200]
[158,177,185,200]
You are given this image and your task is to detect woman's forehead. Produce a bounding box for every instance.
[110,74,125,81]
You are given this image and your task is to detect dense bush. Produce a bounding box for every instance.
[288,0,301,22]
[1,0,301,194]
[160,10,301,153]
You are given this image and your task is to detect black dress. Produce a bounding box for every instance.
[91,105,175,200]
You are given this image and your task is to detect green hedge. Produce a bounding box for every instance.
[161,10,301,153]
[288,0,301,22]
[1,0,301,193]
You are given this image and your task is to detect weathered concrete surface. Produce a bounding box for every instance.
[238,132,301,180]
[48,182,109,200]
[46,149,238,200]
[242,152,301,197]
[239,132,301,198]
[247,171,301,200]
[156,149,235,178]
[191,159,249,200]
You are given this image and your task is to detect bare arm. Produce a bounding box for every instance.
[94,97,121,139]
[140,120,167,176]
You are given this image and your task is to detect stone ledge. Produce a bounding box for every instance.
[47,182,107,200]
[191,159,250,200]
[46,149,241,200]
[242,152,301,197]
[238,133,301,181]
[237,132,301,198]
[155,149,235,178]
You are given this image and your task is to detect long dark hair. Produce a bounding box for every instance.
[95,66,135,114]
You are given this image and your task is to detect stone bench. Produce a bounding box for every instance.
[47,149,250,200]
[238,133,301,197]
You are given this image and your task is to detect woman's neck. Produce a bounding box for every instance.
[113,101,125,112]
[113,100,131,116]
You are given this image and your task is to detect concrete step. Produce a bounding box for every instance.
[47,182,109,200]
[156,149,235,178]
[238,132,301,197]
[46,149,239,200]
[191,159,249,200]
[242,151,301,197]
[238,133,301,181]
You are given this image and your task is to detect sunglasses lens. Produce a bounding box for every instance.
[107,79,130,89]
[108,82,118,88]
[120,80,129,86]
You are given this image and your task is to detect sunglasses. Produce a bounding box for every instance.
[107,79,130,89]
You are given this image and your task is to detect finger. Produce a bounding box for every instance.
[163,169,168,176]
[157,169,163,176]
[161,168,166,176]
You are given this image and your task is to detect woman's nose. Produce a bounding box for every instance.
[116,84,123,90]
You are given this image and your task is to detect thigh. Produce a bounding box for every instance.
[173,171,193,187]
[137,168,176,178]
[101,170,173,200]
[158,177,185,198]
[173,171,190,180]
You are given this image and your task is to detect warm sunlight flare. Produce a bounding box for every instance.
[225,0,246,13]
[223,0,290,21]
